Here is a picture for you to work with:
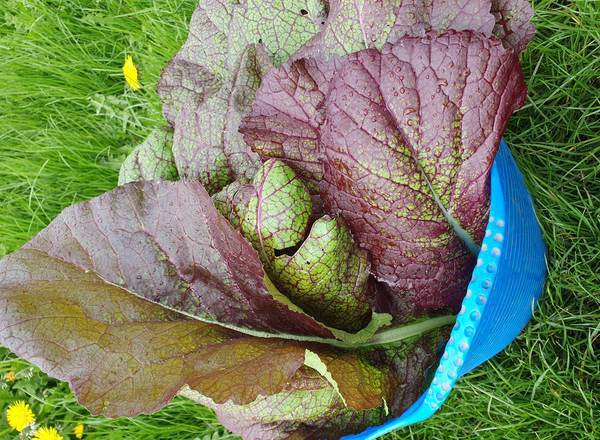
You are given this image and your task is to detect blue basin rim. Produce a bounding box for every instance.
[344,139,547,439]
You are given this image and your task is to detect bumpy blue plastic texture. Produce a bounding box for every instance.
[344,140,547,439]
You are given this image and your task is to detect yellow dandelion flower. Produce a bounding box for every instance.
[6,400,35,432]
[74,423,85,439]
[123,55,141,90]
[33,426,64,440]
[4,371,16,382]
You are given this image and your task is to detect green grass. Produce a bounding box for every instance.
[0,0,598,438]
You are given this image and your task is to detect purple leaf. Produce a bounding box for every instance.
[0,250,404,419]
[171,44,270,193]
[0,183,450,436]
[157,4,226,125]
[22,180,334,338]
[156,0,328,193]
[294,0,534,59]
[239,57,338,189]
[320,31,527,311]
[296,0,401,59]
[0,252,294,415]
[491,0,536,53]
[389,0,495,44]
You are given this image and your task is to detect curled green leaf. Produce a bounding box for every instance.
[242,159,312,252]
[271,216,372,332]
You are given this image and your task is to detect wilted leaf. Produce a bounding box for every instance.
[304,349,389,410]
[182,368,387,440]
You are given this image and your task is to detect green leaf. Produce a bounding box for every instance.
[242,159,312,252]
[221,160,374,332]
[212,0,327,66]
[304,349,348,406]
[212,179,255,229]
[118,129,178,185]
[270,216,373,332]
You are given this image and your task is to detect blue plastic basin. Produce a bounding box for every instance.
[344,140,547,439]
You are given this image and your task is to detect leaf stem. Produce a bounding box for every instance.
[206,314,456,349]
[146,285,455,348]
[354,315,456,347]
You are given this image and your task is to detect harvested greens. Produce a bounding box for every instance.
[0,0,534,438]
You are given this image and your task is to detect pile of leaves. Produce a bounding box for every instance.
[0,0,534,438]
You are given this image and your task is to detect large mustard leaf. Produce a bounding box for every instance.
[0,250,405,418]
[15,180,334,338]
